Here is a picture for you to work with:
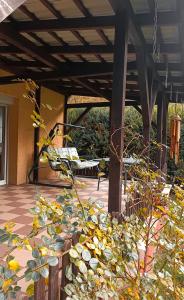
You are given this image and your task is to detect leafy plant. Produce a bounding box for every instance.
[0,81,184,300]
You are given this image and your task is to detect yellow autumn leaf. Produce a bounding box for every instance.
[33,216,40,229]
[26,283,34,297]
[2,279,12,292]
[40,247,48,256]
[23,239,32,251]
[8,260,20,272]
[94,248,101,256]
[86,222,96,229]
[95,228,103,238]
[4,222,15,233]
[89,207,95,215]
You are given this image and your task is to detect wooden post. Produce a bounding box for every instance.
[60,240,72,300]
[108,11,128,213]
[156,98,163,169]
[161,97,169,174]
[48,264,60,300]
[33,86,41,183]
[34,276,45,300]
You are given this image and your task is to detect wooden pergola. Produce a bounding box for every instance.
[0,0,183,212]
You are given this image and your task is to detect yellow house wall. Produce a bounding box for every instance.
[0,71,65,185]
[39,87,65,180]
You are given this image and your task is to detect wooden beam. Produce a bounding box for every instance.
[0,62,113,82]
[15,16,115,33]
[67,101,136,108]
[0,23,58,68]
[108,11,128,213]
[72,78,110,100]
[0,43,180,55]
[67,102,109,108]
[136,11,178,26]
[133,104,157,130]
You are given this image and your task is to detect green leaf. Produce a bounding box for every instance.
[69,249,79,259]
[24,270,32,282]
[47,256,58,267]
[27,260,37,269]
[32,271,41,282]
[82,249,91,262]
[78,261,87,274]
[66,264,73,281]
[56,195,66,203]
[29,207,40,215]
[40,267,49,278]
[103,248,113,260]
[51,241,64,251]
[75,243,84,254]
[89,258,99,270]
[0,234,9,243]
[32,249,40,258]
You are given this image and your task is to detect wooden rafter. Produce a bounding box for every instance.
[0,23,58,68]
[0,43,180,56]
[15,16,115,33]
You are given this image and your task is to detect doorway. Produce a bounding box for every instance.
[0,106,7,185]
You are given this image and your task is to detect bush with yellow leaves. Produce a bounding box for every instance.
[0,80,184,300]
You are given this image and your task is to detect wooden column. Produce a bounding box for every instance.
[156,98,163,169]
[108,11,128,213]
[161,97,169,174]
[33,86,41,183]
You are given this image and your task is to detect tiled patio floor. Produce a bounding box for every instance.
[0,178,127,298]
[0,178,109,235]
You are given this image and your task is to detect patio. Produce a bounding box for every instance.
[0,178,129,234]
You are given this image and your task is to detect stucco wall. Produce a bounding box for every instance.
[0,70,65,185]
[39,87,65,180]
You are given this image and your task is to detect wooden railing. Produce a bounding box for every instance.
[33,239,72,300]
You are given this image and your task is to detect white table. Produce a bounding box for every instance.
[95,157,141,193]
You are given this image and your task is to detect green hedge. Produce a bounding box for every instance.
[67,106,184,177]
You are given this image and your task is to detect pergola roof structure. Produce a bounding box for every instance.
[0,0,183,105]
